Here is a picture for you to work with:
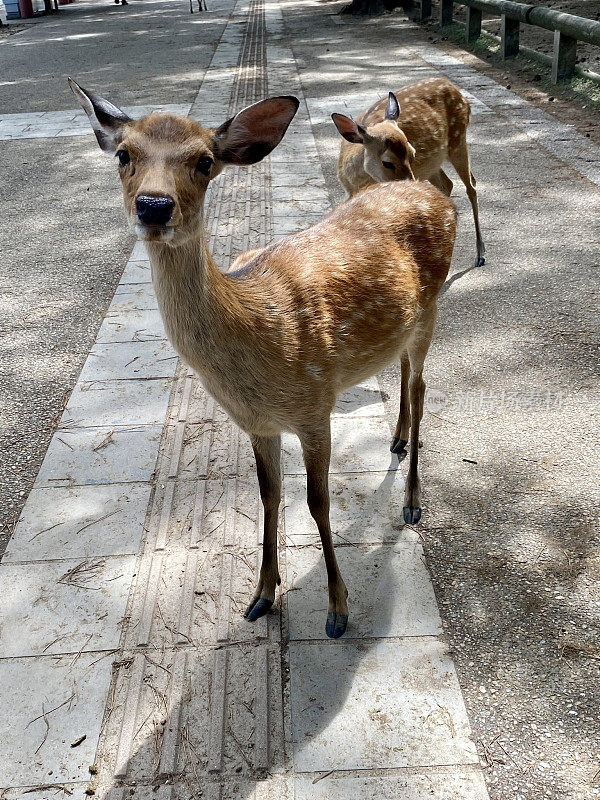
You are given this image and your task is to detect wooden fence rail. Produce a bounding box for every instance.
[418,0,600,83]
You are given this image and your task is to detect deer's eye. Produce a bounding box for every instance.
[117,149,130,167]
[382,160,395,171]
[195,156,213,176]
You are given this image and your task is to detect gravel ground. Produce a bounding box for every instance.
[0,0,232,553]
[281,3,600,798]
[447,0,600,73]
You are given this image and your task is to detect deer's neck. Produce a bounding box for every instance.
[146,225,256,407]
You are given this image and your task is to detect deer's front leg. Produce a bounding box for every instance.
[244,434,281,622]
[301,425,349,639]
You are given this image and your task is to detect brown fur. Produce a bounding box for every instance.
[335,77,485,267]
[72,85,456,637]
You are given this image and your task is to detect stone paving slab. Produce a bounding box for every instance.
[294,770,490,800]
[35,425,164,487]
[284,471,409,546]
[120,259,152,284]
[0,653,113,787]
[282,417,397,475]
[78,340,178,382]
[0,555,135,657]
[0,103,192,141]
[96,307,167,344]
[60,377,174,428]
[3,483,151,562]
[286,541,442,640]
[289,638,479,772]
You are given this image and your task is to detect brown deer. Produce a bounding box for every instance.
[332,77,485,268]
[69,79,456,639]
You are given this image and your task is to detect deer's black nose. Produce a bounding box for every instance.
[136,195,174,226]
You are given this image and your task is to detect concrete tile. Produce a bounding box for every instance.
[0,555,136,656]
[60,377,173,427]
[35,425,163,487]
[271,216,325,237]
[284,471,408,545]
[96,308,167,343]
[120,259,152,283]
[283,417,397,475]
[20,125,65,138]
[55,127,91,138]
[294,771,489,800]
[289,639,479,771]
[78,340,178,382]
[271,185,330,204]
[0,112,41,122]
[112,282,159,311]
[3,483,151,562]
[332,379,386,418]
[271,196,331,217]
[286,542,441,639]
[0,654,112,787]
[0,787,90,800]
[130,240,149,261]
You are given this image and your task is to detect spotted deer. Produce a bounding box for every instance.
[333,77,485,268]
[70,79,456,639]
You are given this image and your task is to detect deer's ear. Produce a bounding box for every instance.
[68,78,131,153]
[331,113,370,145]
[385,92,400,122]
[214,96,299,165]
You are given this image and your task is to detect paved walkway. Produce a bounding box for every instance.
[1,0,599,798]
[0,1,488,797]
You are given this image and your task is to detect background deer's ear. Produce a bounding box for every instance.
[331,113,370,145]
[68,78,132,153]
[214,96,299,165]
[385,92,400,122]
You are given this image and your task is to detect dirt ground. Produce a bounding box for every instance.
[409,0,600,149]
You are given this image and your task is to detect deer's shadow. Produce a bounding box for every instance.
[114,464,429,795]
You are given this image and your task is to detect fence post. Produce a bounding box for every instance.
[439,0,453,27]
[466,5,482,40]
[501,14,520,58]
[420,0,431,22]
[551,29,577,82]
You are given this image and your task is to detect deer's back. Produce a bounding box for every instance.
[226,181,455,422]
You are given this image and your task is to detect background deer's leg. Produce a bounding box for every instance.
[449,136,485,268]
[391,351,411,453]
[301,424,349,639]
[429,169,454,197]
[403,304,437,524]
[244,434,281,622]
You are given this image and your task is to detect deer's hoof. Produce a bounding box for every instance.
[326,611,348,639]
[244,597,273,622]
[475,254,485,268]
[390,436,408,454]
[403,505,422,525]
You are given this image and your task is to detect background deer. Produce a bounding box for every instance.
[70,79,456,639]
[332,77,485,268]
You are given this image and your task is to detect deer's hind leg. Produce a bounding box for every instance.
[391,351,411,454]
[403,303,437,525]
[448,135,485,268]
[300,422,349,639]
[245,434,281,622]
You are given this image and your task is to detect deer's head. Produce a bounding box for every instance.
[332,92,416,185]
[69,79,299,246]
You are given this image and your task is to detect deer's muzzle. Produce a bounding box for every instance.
[136,195,175,226]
